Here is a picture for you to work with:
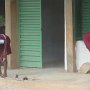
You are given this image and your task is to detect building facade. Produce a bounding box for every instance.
[5,0,79,72]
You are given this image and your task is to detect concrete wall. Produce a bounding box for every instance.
[5,0,18,69]
[42,0,64,66]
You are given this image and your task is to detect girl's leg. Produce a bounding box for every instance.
[0,59,3,76]
[0,65,2,76]
[2,57,7,77]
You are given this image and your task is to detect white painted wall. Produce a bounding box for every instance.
[76,41,90,70]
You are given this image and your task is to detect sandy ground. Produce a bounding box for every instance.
[0,68,90,90]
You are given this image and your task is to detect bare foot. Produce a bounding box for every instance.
[1,73,7,78]
[0,73,2,77]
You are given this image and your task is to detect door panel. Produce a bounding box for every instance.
[18,0,42,67]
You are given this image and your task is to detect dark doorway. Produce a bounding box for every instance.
[0,0,5,15]
[42,0,64,67]
[0,0,5,26]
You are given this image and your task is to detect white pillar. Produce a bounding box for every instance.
[64,0,76,72]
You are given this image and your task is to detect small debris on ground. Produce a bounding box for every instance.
[23,77,28,80]
[15,74,19,78]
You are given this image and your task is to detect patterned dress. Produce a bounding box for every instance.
[0,34,11,63]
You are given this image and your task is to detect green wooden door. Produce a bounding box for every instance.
[73,0,81,41]
[80,0,90,37]
[74,0,90,40]
[18,0,42,67]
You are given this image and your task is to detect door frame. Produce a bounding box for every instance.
[64,0,76,72]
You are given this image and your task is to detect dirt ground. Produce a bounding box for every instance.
[0,68,90,90]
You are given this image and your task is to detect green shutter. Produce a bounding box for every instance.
[80,0,90,37]
[73,0,82,40]
[18,0,42,67]
[74,0,90,40]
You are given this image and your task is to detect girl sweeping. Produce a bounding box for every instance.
[0,26,11,77]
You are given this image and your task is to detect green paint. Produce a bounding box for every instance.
[18,0,42,68]
[73,0,82,41]
[74,0,90,40]
[80,0,90,36]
